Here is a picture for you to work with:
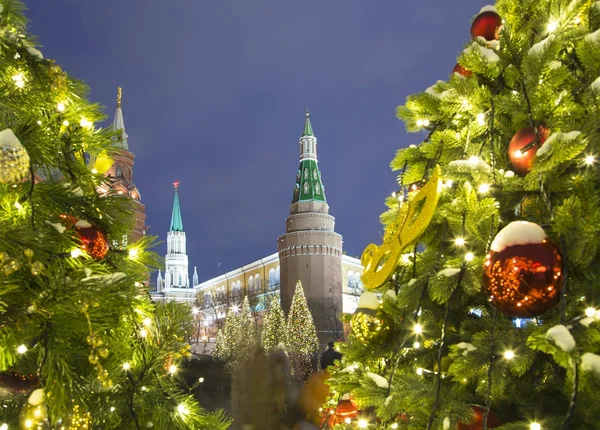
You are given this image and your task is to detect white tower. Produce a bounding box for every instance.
[165,181,190,289]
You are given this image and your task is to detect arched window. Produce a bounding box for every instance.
[236,280,242,296]
[269,268,277,289]
[315,183,321,194]
[116,164,122,178]
[204,292,212,306]
[255,274,261,293]
[303,181,309,194]
[248,276,255,293]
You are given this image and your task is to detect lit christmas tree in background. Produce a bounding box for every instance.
[0,0,229,428]
[287,281,319,381]
[261,295,288,353]
[329,0,600,429]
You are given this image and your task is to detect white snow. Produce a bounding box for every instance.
[437,268,461,277]
[341,363,358,373]
[26,46,43,59]
[529,35,555,56]
[448,158,492,172]
[28,388,45,406]
[479,5,497,14]
[580,317,595,327]
[474,43,500,63]
[385,395,393,406]
[75,220,92,228]
[546,325,576,352]
[591,77,600,92]
[456,342,477,356]
[426,86,441,99]
[385,289,397,302]
[488,40,500,50]
[82,272,127,284]
[549,61,562,70]
[443,417,451,430]
[358,291,379,310]
[71,187,83,196]
[585,28,600,43]
[367,372,389,388]
[537,131,581,157]
[0,128,23,149]
[408,278,417,286]
[504,170,515,178]
[581,353,600,375]
[46,221,66,234]
[491,221,546,252]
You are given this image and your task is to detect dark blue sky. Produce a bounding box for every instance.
[27,0,487,282]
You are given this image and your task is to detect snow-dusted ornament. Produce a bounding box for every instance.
[0,128,30,184]
[483,221,563,318]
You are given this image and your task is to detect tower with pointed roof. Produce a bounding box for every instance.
[161,182,190,291]
[277,110,343,342]
[100,87,146,241]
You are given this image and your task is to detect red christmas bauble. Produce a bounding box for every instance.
[508,126,550,175]
[457,405,501,430]
[470,11,502,41]
[76,222,109,259]
[483,221,563,318]
[453,64,472,78]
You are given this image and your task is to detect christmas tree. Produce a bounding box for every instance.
[330,1,600,429]
[0,1,229,428]
[213,297,257,372]
[287,281,319,381]
[262,295,288,352]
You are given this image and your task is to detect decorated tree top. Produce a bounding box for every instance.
[287,281,319,355]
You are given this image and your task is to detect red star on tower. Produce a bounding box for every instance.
[173,181,180,190]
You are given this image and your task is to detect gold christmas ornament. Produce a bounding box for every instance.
[0,128,30,184]
[361,165,442,290]
[351,292,392,345]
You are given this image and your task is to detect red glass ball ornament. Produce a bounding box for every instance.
[457,405,501,430]
[76,223,109,259]
[453,64,472,78]
[471,11,503,41]
[508,126,550,175]
[483,221,563,318]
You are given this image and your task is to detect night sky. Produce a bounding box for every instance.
[27,0,488,283]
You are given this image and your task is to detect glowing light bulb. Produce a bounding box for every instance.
[56,102,65,112]
[358,419,368,428]
[17,344,27,354]
[143,317,152,327]
[110,407,115,412]
[199,377,204,383]
[140,329,147,338]
[416,119,423,127]
[177,404,189,415]
[12,73,25,88]
[423,119,430,127]
[169,365,177,375]
[468,156,479,165]
[91,168,98,174]
[585,155,595,165]
[345,418,352,424]
[192,307,199,315]
[477,113,486,125]
[478,183,490,194]
[574,16,581,24]
[416,367,423,376]
[71,248,82,258]
[402,254,411,263]
[391,424,398,429]
[585,307,596,318]
[36,120,42,125]
[455,237,465,246]
[547,20,558,33]
[128,248,139,260]
[232,304,239,313]
[0,424,7,430]
[503,350,515,360]
[413,341,420,349]
[122,362,131,371]
[62,120,69,127]
[413,324,423,334]
[14,201,22,211]
[465,252,475,262]
[445,179,453,188]
[25,420,32,428]
[530,423,541,430]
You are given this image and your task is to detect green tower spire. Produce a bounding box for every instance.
[302,108,314,137]
[292,110,326,204]
[170,181,183,232]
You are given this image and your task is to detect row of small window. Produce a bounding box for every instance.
[203,267,281,303]
[294,181,322,196]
